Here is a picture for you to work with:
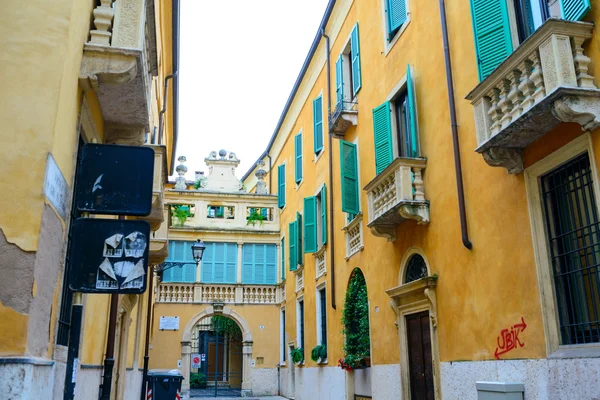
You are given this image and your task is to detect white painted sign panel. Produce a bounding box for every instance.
[191,354,201,368]
[44,153,68,219]
[159,316,179,330]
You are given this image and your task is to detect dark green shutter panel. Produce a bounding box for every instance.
[560,0,590,21]
[281,238,285,280]
[295,133,303,183]
[313,96,324,153]
[373,102,393,174]
[289,221,297,271]
[278,164,286,208]
[351,23,362,95]
[469,0,513,80]
[336,54,344,106]
[406,65,419,158]
[340,140,360,215]
[304,197,317,253]
[387,0,407,37]
[321,185,327,246]
[296,212,304,265]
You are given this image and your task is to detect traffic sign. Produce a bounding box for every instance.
[191,354,201,368]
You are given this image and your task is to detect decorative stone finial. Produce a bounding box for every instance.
[219,149,227,159]
[255,160,268,194]
[175,156,188,190]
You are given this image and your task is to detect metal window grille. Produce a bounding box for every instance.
[541,153,600,345]
[299,300,305,350]
[320,288,327,345]
[405,254,428,284]
[282,310,286,362]
[56,138,84,346]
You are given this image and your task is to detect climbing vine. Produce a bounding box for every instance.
[340,269,370,370]
[211,316,241,337]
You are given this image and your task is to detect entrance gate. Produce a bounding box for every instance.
[190,316,243,397]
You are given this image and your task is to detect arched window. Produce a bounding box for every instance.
[341,269,371,369]
[404,254,428,283]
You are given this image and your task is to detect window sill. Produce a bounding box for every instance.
[342,212,363,231]
[314,148,325,164]
[548,344,600,359]
[296,180,304,191]
[384,18,411,57]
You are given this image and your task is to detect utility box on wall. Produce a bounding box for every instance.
[476,382,524,400]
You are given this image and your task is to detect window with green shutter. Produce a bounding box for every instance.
[304,196,317,253]
[281,237,285,280]
[386,0,407,40]
[289,221,297,271]
[469,0,513,80]
[201,242,237,284]
[373,102,393,174]
[320,185,327,246]
[163,241,196,282]
[336,54,344,107]
[242,243,277,285]
[314,96,324,154]
[296,212,304,266]
[295,133,303,184]
[350,23,362,96]
[560,0,590,21]
[278,164,286,208]
[340,141,360,215]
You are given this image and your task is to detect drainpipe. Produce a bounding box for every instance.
[321,28,336,309]
[140,268,155,400]
[158,73,176,145]
[438,0,473,250]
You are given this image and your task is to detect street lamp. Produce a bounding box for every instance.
[191,238,206,265]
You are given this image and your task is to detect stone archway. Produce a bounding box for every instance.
[181,305,253,396]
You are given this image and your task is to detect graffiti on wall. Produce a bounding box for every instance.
[494,317,527,359]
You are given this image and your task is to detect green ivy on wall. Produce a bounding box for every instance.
[211,316,242,337]
[340,268,370,369]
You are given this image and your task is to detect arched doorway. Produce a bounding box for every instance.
[181,305,253,397]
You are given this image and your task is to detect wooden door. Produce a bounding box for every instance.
[406,311,434,400]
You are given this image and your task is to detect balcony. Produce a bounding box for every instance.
[466,19,600,174]
[79,0,157,145]
[329,100,358,138]
[155,283,282,305]
[364,158,429,242]
[133,145,167,230]
[149,208,168,264]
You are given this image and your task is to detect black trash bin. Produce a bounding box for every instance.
[146,370,184,400]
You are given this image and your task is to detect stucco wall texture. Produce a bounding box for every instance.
[244,0,600,370]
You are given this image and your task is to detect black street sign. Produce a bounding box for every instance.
[69,218,150,294]
[75,144,154,216]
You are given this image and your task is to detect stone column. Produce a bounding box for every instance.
[241,341,253,397]
[195,260,202,283]
[181,340,192,393]
[236,242,243,283]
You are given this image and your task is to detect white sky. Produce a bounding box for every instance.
[174,0,330,180]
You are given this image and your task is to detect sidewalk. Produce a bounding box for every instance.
[189,397,287,400]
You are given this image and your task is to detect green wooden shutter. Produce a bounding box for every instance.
[304,197,317,253]
[278,164,286,208]
[281,237,285,280]
[406,65,419,158]
[296,212,304,265]
[265,244,277,284]
[336,54,344,106]
[560,0,590,21]
[289,221,297,271]
[321,185,327,246]
[469,0,513,80]
[313,96,324,153]
[351,23,362,96]
[295,133,303,183]
[340,140,360,214]
[373,102,393,174]
[387,0,407,38]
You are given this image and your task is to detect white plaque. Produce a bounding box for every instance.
[43,153,68,219]
[191,354,201,368]
[159,316,179,330]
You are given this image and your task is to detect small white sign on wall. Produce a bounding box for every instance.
[44,153,68,220]
[159,316,179,330]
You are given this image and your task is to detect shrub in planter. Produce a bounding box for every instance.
[190,372,207,389]
[311,344,328,363]
[291,347,304,365]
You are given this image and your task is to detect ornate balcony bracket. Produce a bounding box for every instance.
[329,101,358,138]
[467,19,600,174]
[364,158,429,242]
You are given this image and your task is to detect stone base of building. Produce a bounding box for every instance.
[75,365,102,399]
[0,357,55,400]
[440,357,600,400]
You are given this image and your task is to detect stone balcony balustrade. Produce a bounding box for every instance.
[364,158,429,242]
[329,100,358,138]
[466,19,600,174]
[134,145,167,230]
[155,282,282,305]
[79,0,157,146]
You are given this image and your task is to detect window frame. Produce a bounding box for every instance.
[280,307,287,365]
[316,283,328,349]
[385,67,420,160]
[381,0,412,56]
[296,296,305,360]
[295,131,303,186]
[525,133,600,358]
[313,93,325,158]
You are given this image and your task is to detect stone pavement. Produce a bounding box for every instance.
[189,396,287,400]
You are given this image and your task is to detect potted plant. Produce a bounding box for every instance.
[172,205,192,226]
[311,344,327,364]
[190,372,207,388]
[246,209,267,226]
[291,347,304,365]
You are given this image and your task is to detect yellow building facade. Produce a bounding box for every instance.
[241,0,600,399]
[0,0,178,398]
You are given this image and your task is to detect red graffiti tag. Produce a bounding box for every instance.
[494,317,527,359]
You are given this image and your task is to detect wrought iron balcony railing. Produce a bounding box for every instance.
[329,100,358,138]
